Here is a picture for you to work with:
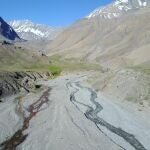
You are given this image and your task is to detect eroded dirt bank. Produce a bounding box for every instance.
[0,71,51,98]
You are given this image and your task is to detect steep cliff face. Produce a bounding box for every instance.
[0,72,52,98]
[0,17,20,41]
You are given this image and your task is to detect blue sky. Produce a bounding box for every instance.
[1,0,112,26]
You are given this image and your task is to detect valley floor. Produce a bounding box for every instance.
[0,73,150,150]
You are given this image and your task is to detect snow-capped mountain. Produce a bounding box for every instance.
[9,20,64,40]
[0,17,20,41]
[86,0,150,19]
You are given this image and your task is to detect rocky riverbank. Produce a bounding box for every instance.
[0,71,52,98]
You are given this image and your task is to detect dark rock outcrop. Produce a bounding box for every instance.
[0,71,52,98]
[0,17,20,41]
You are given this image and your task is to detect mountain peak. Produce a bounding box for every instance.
[86,0,150,19]
[0,16,4,22]
[0,17,20,41]
[9,20,64,40]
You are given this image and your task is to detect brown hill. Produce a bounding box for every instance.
[47,7,150,69]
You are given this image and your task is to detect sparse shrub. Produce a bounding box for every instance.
[48,65,62,76]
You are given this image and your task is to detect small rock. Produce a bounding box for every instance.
[35,85,42,89]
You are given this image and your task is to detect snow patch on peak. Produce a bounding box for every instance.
[9,20,64,40]
[86,0,149,19]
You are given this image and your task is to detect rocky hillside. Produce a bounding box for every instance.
[9,20,64,40]
[0,71,51,98]
[47,6,150,69]
[0,42,51,71]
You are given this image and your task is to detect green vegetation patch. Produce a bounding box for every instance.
[48,54,102,72]
[0,46,101,77]
[48,65,62,76]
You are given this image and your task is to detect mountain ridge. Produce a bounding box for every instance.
[47,6,150,70]
[0,17,20,41]
[9,20,64,40]
[86,0,150,19]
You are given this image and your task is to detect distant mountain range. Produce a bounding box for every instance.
[9,20,64,40]
[0,17,64,41]
[86,0,150,19]
[0,0,149,42]
[0,17,20,41]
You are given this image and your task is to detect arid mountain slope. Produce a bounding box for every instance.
[0,43,49,71]
[47,7,150,69]
[86,0,150,19]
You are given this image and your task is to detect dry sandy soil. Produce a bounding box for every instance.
[0,73,150,150]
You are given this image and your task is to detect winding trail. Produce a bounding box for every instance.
[67,81,147,150]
